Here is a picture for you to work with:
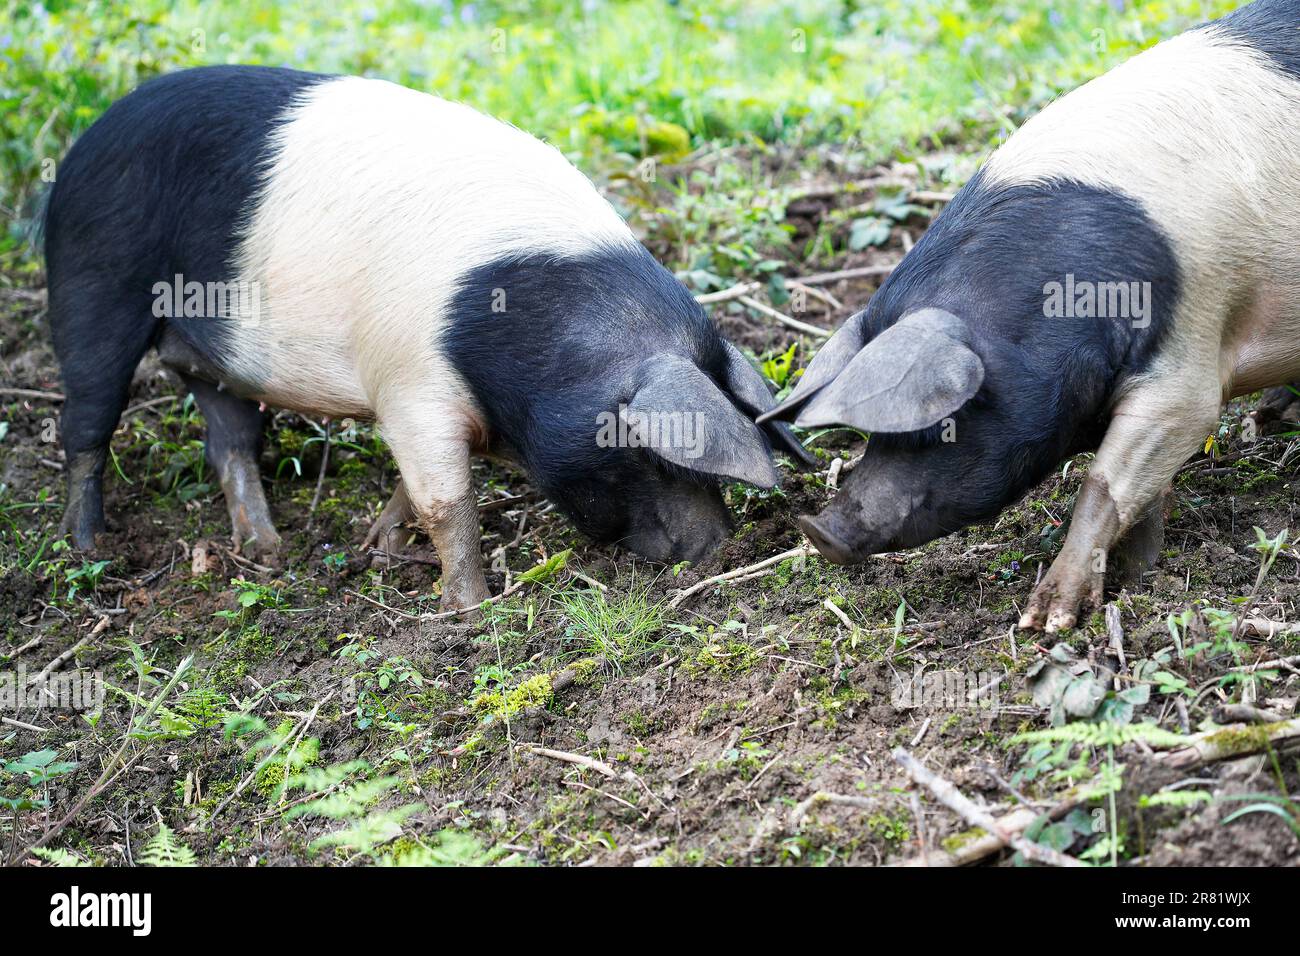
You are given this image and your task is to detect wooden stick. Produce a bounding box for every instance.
[694,281,761,305]
[0,387,64,402]
[121,395,179,418]
[785,175,912,201]
[669,544,811,608]
[788,790,877,827]
[25,629,98,687]
[1238,617,1300,639]
[788,280,843,310]
[795,264,897,286]
[344,588,420,621]
[1153,716,1300,769]
[736,294,831,338]
[1230,654,1300,674]
[1213,704,1289,725]
[2,716,52,733]
[892,747,1084,867]
[520,745,624,780]
[305,421,332,529]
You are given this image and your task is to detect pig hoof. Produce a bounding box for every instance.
[439,576,491,615]
[236,530,283,567]
[59,506,106,551]
[798,515,859,565]
[1020,562,1104,632]
[1045,609,1077,633]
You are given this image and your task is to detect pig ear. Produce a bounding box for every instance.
[793,307,984,433]
[721,342,820,468]
[755,311,868,424]
[627,354,779,488]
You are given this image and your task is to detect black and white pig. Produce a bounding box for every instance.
[45,66,809,610]
[762,0,1300,632]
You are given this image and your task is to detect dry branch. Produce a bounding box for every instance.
[668,544,811,608]
[892,747,1084,867]
[1152,716,1300,770]
[735,294,831,338]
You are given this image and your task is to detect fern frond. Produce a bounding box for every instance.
[308,804,420,855]
[1139,790,1213,809]
[1008,721,1188,749]
[286,775,400,821]
[139,821,197,867]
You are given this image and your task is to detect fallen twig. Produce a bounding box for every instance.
[1230,654,1300,674]
[796,264,897,286]
[25,626,101,687]
[305,420,332,529]
[788,790,877,828]
[669,544,811,608]
[694,281,761,305]
[523,745,622,779]
[343,588,420,621]
[736,294,831,338]
[0,387,64,402]
[1212,704,1289,725]
[1153,716,1300,770]
[2,716,52,733]
[892,747,1084,867]
[1238,617,1300,639]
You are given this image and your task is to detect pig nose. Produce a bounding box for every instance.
[666,524,724,564]
[799,514,860,565]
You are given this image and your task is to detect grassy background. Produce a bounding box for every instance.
[2,0,1237,268]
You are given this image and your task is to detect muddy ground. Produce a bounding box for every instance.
[2,154,1299,867]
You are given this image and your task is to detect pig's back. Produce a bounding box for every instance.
[978,0,1300,391]
[44,66,329,355]
[222,74,639,418]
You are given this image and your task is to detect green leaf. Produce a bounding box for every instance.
[849,216,890,250]
[518,549,572,585]
[1221,803,1300,837]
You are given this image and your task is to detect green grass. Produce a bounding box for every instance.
[554,578,669,672]
[2,0,1240,264]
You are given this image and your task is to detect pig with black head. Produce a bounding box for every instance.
[45,66,808,610]
[764,0,1300,632]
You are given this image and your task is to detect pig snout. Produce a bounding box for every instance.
[623,488,729,564]
[798,459,936,563]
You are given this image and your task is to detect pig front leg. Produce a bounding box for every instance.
[1020,381,1219,632]
[380,411,490,612]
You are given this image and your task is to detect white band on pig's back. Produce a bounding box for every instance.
[220,74,638,423]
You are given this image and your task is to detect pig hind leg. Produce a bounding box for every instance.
[1020,380,1220,632]
[52,295,159,549]
[182,374,282,561]
[1109,489,1169,588]
[361,479,417,567]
